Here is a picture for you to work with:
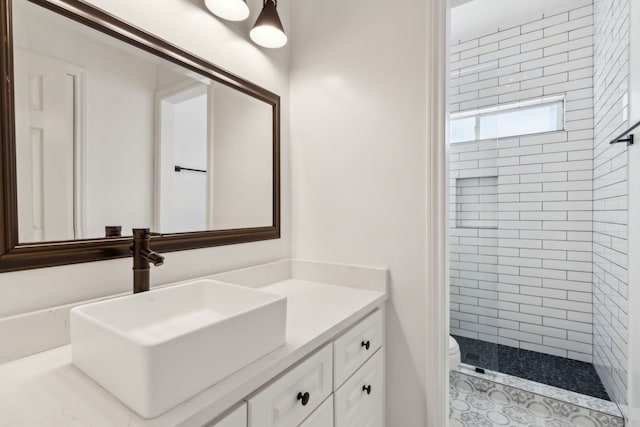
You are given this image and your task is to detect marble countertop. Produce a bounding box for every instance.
[0,279,386,427]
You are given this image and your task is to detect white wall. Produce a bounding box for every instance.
[0,0,290,318]
[81,41,157,238]
[212,83,273,229]
[290,0,428,425]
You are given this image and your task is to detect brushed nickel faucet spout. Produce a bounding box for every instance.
[131,228,164,293]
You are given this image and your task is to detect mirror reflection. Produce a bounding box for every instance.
[12,0,274,243]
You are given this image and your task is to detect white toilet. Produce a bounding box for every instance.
[449,336,461,369]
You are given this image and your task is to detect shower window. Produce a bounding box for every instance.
[450,96,565,143]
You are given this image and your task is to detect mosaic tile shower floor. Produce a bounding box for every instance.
[449,370,624,427]
[452,335,610,400]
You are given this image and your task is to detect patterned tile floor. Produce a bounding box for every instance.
[449,370,624,427]
[456,364,621,418]
[452,335,610,401]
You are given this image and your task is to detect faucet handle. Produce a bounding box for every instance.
[132,228,151,239]
[105,226,122,238]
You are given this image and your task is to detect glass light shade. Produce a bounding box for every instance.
[205,0,250,22]
[250,0,287,48]
[250,26,287,49]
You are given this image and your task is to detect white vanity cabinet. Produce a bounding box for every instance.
[0,261,389,427]
[206,403,247,427]
[238,309,384,427]
[333,310,383,388]
[248,344,333,427]
[334,350,384,427]
[299,397,334,427]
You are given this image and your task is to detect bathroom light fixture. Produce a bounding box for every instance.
[250,0,287,48]
[204,0,250,22]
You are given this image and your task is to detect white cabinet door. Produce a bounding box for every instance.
[333,310,383,389]
[299,397,333,427]
[334,350,384,427]
[205,402,247,427]
[248,344,333,427]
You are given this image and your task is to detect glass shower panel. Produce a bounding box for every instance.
[491,29,596,387]
[448,32,500,371]
[448,0,620,406]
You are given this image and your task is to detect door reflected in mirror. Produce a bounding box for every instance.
[13,0,274,243]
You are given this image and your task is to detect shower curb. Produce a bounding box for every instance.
[453,364,624,424]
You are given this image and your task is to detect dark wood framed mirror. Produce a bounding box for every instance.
[0,0,280,272]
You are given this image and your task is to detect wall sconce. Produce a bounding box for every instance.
[205,0,250,22]
[250,0,287,49]
[206,0,287,48]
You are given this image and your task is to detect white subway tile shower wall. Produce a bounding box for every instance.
[449,4,596,362]
[454,177,498,229]
[592,0,629,409]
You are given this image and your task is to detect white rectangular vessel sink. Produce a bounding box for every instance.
[70,279,287,419]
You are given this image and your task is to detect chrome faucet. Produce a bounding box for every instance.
[131,228,164,293]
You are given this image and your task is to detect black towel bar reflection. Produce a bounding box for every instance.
[174,165,207,173]
[609,119,640,146]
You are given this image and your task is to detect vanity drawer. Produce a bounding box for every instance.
[248,344,333,427]
[299,396,334,427]
[333,309,383,388]
[334,349,384,427]
[205,402,247,427]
